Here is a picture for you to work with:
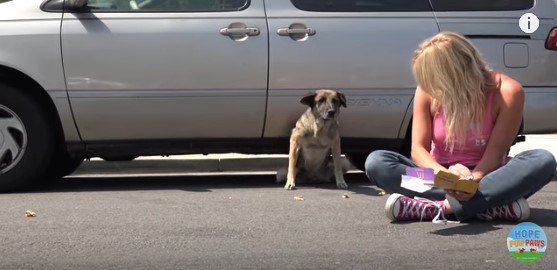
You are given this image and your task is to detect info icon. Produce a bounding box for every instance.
[519,13,539,34]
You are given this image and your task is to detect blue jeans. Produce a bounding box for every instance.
[365,149,556,221]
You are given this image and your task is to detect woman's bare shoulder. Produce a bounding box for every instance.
[497,72,524,98]
[414,86,436,116]
[492,72,524,118]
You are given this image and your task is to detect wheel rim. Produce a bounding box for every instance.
[0,105,27,174]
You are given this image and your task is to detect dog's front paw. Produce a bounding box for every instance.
[284,182,296,190]
[336,181,348,189]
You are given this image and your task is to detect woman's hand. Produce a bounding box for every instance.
[446,189,475,202]
[446,163,475,201]
[448,163,472,178]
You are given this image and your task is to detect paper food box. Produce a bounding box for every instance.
[434,171,479,194]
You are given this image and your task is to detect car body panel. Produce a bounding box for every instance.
[61,1,268,140]
[0,0,556,157]
[263,0,438,139]
[0,0,81,142]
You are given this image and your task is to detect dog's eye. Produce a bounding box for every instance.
[333,99,339,104]
[318,98,325,103]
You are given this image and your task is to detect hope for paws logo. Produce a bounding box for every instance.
[507,222,547,263]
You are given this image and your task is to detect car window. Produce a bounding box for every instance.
[430,0,534,11]
[86,0,248,12]
[290,0,432,12]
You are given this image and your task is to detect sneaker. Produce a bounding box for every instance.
[385,193,455,223]
[477,198,530,221]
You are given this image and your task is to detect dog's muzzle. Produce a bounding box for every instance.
[326,110,336,119]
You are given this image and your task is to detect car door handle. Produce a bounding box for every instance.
[220,27,260,36]
[277,28,316,36]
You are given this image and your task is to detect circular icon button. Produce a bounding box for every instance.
[519,13,539,34]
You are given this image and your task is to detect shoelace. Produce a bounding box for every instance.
[400,197,423,220]
[414,197,460,224]
[489,204,517,220]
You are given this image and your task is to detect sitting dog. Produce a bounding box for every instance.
[277,89,349,190]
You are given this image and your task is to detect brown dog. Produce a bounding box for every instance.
[277,89,349,190]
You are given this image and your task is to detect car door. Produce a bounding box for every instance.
[62,0,268,141]
[263,0,438,144]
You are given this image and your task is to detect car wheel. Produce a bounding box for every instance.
[0,83,54,192]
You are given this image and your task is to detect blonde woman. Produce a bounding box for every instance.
[365,32,556,223]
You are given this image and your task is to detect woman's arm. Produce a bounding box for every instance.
[411,86,447,173]
[472,74,524,181]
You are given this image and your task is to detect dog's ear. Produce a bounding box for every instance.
[300,94,316,107]
[337,92,347,107]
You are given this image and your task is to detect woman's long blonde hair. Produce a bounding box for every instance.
[412,31,496,151]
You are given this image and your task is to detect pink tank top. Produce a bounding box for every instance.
[430,91,495,167]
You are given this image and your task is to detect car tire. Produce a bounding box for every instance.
[0,82,54,192]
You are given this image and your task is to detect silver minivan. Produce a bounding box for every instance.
[0,0,556,190]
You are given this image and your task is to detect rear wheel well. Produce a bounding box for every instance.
[0,66,67,156]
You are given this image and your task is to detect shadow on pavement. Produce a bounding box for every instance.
[526,208,557,227]
[429,208,557,236]
[289,173,385,196]
[20,173,372,194]
[430,223,503,236]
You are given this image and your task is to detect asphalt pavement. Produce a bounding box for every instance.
[0,135,555,269]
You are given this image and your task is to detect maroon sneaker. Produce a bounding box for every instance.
[385,193,456,223]
[477,198,530,221]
